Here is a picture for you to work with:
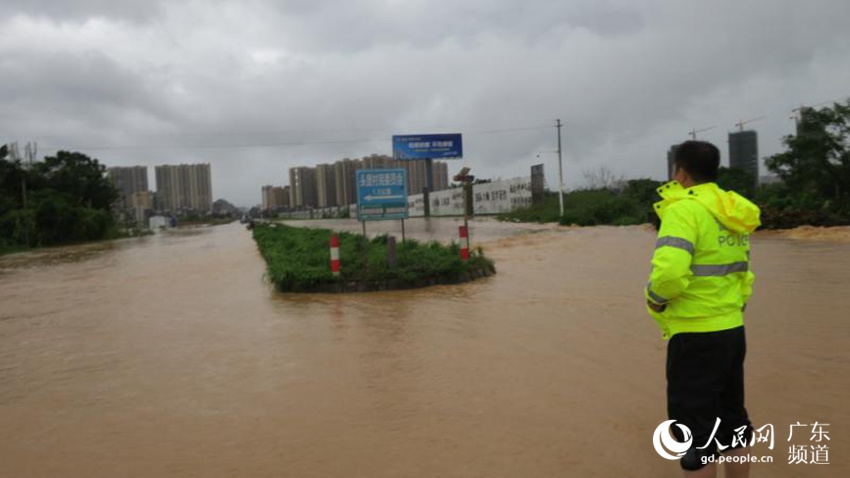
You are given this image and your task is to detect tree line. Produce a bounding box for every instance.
[717,100,850,227]
[501,100,850,229]
[0,148,118,253]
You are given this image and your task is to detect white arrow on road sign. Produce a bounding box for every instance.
[364,194,405,201]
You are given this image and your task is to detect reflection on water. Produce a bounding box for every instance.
[0,221,848,477]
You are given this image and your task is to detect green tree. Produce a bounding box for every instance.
[717,166,756,199]
[1,149,119,250]
[0,145,25,212]
[32,151,118,210]
[765,101,850,204]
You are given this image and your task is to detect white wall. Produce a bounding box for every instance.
[471,177,532,215]
[285,176,532,219]
[149,215,170,229]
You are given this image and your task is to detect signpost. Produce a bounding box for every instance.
[391,134,463,160]
[531,164,545,205]
[392,133,463,218]
[357,169,409,238]
[453,168,474,258]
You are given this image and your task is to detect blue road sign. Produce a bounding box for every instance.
[392,133,463,160]
[357,169,409,221]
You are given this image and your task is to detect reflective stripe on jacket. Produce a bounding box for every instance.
[645,181,761,339]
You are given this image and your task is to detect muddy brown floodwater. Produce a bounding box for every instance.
[0,219,848,477]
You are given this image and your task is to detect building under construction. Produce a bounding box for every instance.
[728,130,759,182]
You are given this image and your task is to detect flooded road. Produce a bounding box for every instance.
[1,220,848,477]
[278,217,557,243]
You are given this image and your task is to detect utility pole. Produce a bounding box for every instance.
[8,142,35,247]
[556,119,564,217]
[8,143,27,209]
[21,142,36,210]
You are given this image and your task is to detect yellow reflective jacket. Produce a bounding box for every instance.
[645,181,761,339]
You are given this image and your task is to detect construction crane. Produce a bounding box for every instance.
[791,95,849,123]
[688,125,716,139]
[800,95,849,110]
[734,116,765,132]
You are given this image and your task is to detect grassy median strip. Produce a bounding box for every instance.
[252,224,495,292]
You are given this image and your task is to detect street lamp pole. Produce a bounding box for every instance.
[556,119,564,217]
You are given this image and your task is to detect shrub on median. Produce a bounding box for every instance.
[252,224,495,292]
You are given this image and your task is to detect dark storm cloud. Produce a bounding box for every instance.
[264,0,646,53]
[1,0,849,206]
[0,0,164,23]
[0,49,175,142]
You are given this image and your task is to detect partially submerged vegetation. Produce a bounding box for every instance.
[498,179,661,226]
[501,100,850,230]
[500,170,850,230]
[252,224,495,292]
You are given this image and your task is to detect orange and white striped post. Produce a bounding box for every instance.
[330,235,341,276]
[459,226,469,261]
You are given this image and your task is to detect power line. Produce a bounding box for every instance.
[17,92,850,153]
[7,121,553,142]
[31,124,552,152]
[801,95,850,110]
[39,137,389,152]
[470,125,552,135]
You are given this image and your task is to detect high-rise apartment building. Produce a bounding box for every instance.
[154,163,213,214]
[261,186,273,210]
[407,160,429,194]
[404,160,448,194]
[107,166,148,213]
[333,158,360,207]
[433,161,449,191]
[728,131,759,181]
[281,186,291,209]
[315,163,337,208]
[261,185,289,211]
[288,166,317,208]
[361,154,394,170]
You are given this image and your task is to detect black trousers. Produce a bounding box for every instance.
[667,326,752,451]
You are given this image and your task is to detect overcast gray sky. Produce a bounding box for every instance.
[2,0,849,207]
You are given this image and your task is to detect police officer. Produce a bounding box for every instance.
[646,141,761,478]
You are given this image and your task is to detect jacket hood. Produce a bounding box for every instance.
[656,181,761,234]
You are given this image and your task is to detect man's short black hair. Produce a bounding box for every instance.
[674,140,720,183]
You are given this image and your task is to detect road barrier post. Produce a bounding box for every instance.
[459,226,469,261]
[330,235,341,277]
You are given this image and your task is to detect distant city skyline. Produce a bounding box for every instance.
[280,155,450,210]
[106,163,213,219]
